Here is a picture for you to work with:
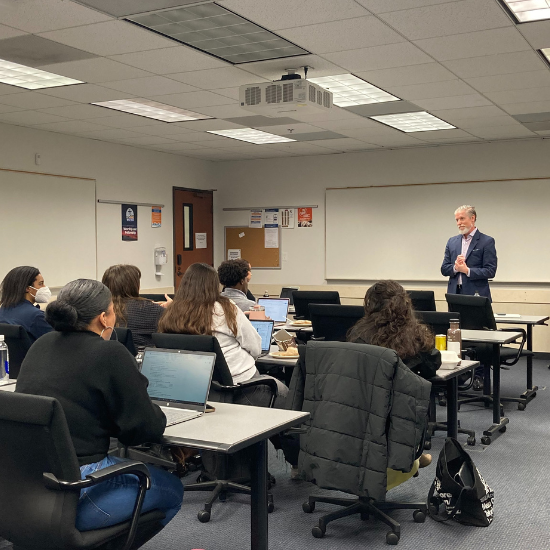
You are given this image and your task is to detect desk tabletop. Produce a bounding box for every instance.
[494,314,549,325]
[430,360,479,383]
[162,402,309,453]
[462,329,522,344]
[276,322,313,333]
[256,345,299,367]
[0,380,16,392]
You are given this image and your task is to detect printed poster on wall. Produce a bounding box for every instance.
[228,249,241,260]
[280,208,295,229]
[122,204,138,241]
[195,233,207,249]
[264,227,279,248]
[249,210,263,228]
[264,208,279,227]
[151,206,162,228]
[297,207,313,228]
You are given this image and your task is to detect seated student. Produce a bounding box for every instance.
[15,279,183,532]
[102,264,165,349]
[243,259,256,301]
[158,262,287,408]
[0,266,53,341]
[218,259,257,313]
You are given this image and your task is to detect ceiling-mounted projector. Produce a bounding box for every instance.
[239,71,333,116]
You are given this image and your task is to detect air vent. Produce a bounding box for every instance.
[309,85,316,103]
[323,91,331,108]
[282,82,294,102]
[317,90,322,105]
[266,84,282,104]
[245,86,261,106]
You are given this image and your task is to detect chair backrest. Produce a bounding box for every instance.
[292,291,341,320]
[0,323,33,379]
[112,327,137,356]
[280,286,299,305]
[0,391,82,548]
[414,311,461,336]
[445,294,496,330]
[406,290,436,312]
[151,333,233,387]
[139,294,174,302]
[309,304,364,342]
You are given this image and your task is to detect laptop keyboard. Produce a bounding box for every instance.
[161,407,200,426]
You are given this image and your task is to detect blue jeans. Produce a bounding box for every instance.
[77,455,184,532]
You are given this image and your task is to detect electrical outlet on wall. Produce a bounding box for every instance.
[282,252,288,261]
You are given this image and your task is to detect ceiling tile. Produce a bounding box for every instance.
[513,112,550,123]
[311,117,381,131]
[150,91,233,109]
[356,0,464,13]
[408,128,473,140]
[0,102,25,114]
[426,105,508,120]
[74,128,143,140]
[87,113,168,128]
[36,58,153,83]
[484,87,550,105]
[101,76,198,96]
[33,119,112,133]
[344,101,422,118]
[362,134,427,146]
[388,80,477,101]
[378,0,512,41]
[0,92,77,109]
[127,124,199,136]
[289,108,362,123]
[500,100,550,115]
[37,104,116,119]
[413,94,492,110]
[71,0,201,18]
[441,51,548,78]
[113,135,177,145]
[254,123,323,135]
[313,137,380,151]
[324,43,433,72]
[413,28,531,62]
[168,67,266,90]
[0,84,24,96]
[223,115,300,127]
[467,125,536,139]
[109,47,227,74]
[444,115,519,129]
[0,35,97,67]
[218,0,370,30]
[197,104,252,118]
[277,16,405,54]
[0,110,68,126]
[40,84,134,103]
[518,20,550,50]
[0,24,27,40]
[39,20,176,56]
[0,0,112,33]
[144,141,209,151]
[264,141,343,155]
[355,63,456,88]
[212,87,241,100]
[166,119,245,132]
[465,71,550,93]
[242,55,345,81]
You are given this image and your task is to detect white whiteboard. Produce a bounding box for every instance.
[326,180,550,283]
[0,170,96,287]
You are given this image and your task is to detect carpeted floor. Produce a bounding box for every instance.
[3,358,549,549]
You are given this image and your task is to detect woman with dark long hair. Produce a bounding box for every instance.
[102,264,165,349]
[0,266,53,340]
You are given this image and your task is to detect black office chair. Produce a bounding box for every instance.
[0,391,166,550]
[407,290,436,312]
[151,333,277,522]
[309,304,364,342]
[414,311,476,448]
[112,327,138,356]
[292,291,340,320]
[0,323,33,379]
[445,294,534,411]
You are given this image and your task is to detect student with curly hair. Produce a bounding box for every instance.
[218,259,256,313]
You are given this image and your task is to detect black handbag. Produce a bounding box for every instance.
[428,437,494,526]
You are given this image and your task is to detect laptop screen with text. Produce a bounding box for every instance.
[257,298,289,322]
[250,319,274,352]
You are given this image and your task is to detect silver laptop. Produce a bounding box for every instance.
[250,319,275,357]
[257,297,290,325]
[141,348,216,426]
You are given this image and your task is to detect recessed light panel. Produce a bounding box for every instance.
[126,3,309,64]
[307,74,400,107]
[91,99,214,122]
[370,112,456,133]
[207,128,296,144]
[541,48,550,63]
[501,0,550,22]
[0,59,83,90]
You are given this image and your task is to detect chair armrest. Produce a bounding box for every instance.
[284,427,307,435]
[497,328,527,366]
[310,336,325,341]
[211,377,279,407]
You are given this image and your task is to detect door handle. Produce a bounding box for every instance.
[177,254,182,266]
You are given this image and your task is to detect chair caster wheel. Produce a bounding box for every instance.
[413,510,426,523]
[268,495,274,513]
[518,403,526,411]
[197,510,211,523]
[481,436,491,445]
[500,425,507,433]
[386,531,400,545]
[312,526,325,538]
[424,441,431,450]
[302,501,315,513]
[467,436,476,446]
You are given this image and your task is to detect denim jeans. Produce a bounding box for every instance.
[77,455,184,532]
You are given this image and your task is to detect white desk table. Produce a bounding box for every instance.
[0,380,16,392]
[163,402,309,550]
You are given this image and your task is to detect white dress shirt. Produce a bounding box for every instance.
[455,228,476,284]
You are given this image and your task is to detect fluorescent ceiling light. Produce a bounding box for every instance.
[91,99,214,122]
[501,0,550,22]
[0,58,83,90]
[370,112,456,132]
[308,74,400,107]
[126,2,308,64]
[207,128,296,144]
[541,48,550,63]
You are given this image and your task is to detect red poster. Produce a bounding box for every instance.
[297,207,313,227]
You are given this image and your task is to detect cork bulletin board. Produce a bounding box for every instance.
[224,226,281,268]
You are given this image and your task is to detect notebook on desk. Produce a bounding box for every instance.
[141,348,216,426]
[257,297,289,325]
[250,319,275,357]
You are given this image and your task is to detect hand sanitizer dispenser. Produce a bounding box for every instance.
[154,247,167,276]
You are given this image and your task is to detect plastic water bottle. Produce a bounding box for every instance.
[0,335,9,380]
[263,290,269,297]
[474,292,480,297]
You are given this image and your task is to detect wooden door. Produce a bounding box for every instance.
[173,187,214,289]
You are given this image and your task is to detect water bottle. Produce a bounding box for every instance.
[474,292,480,297]
[0,335,9,380]
[263,290,269,297]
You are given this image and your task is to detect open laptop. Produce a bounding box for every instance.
[141,348,216,426]
[250,319,275,357]
[257,297,290,325]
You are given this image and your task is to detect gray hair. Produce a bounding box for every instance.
[46,279,112,332]
[454,205,476,220]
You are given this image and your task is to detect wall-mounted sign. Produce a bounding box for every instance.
[122,204,138,241]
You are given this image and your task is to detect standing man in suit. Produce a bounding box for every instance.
[441,205,497,301]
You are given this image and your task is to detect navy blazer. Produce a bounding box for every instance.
[441,230,497,301]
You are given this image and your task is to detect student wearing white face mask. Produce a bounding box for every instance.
[0,266,53,341]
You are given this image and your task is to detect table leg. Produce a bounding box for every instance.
[520,324,538,406]
[250,439,268,550]
[446,377,458,439]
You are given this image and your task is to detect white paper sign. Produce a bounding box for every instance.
[264,208,279,227]
[249,210,263,228]
[195,233,207,249]
[280,208,295,229]
[228,249,241,260]
[264,227,279,248]
[239,232,245,238]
